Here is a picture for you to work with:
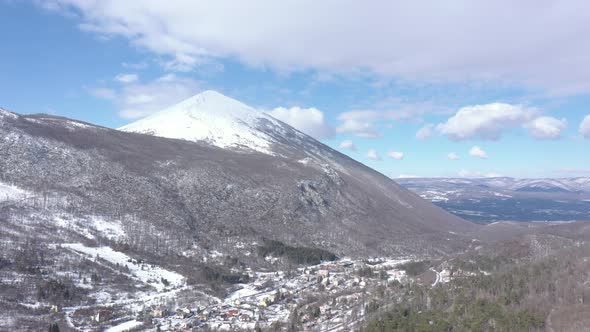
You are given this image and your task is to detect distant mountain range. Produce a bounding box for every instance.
[398,177,590,223]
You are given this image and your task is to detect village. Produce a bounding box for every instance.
[144,258,417,331]
[45,241,461,331]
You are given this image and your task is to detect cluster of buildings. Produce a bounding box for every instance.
[145,258,412,330]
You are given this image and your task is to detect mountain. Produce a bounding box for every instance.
[0,92,475,260]
[119,90,278,155]
[0,93,482,329]
[398,177,590,223]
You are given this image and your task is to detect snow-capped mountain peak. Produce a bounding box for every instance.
[119,90,278,154]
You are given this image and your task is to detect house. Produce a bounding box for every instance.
[152,308,164,318]
[176,308,191,318]
[240,314,251,322]
[93,309,112,323]
[318,269,330,278]
[227,309,240,318]
[258,299,268,308]
[269,293,279,302]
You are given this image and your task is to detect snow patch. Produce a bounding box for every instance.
[0,108,18,123]
[104,320,143,332]
[298,157,313,165]
[63,120,96,130]
[0,182,29,201]
[63,243,185,291]
[227,284,259,301]
[91,216,126,240]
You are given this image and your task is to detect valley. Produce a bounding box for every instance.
[398,177,590,223]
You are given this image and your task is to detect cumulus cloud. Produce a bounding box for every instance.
[366,149,381,161]
[526,116,567,140]
[469,146,488,159]
[115,73,138,83]
[416,124,434,140]
[91,74,201,119]
[40,1,590,94]
[580,114,590,139]
[437,103,537,140]
[269,106,333,139]
[335,105,434,138]
[387,151,404,160]
[339,139,356,151]
[336,111,382,138]
[447,152,460,160]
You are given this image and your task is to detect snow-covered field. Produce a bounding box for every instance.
[104,320,143,332]
[53,214,126,241]
[227,284,259,301]
[62,243,185,291]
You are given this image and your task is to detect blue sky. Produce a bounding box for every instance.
[1,1,589,178]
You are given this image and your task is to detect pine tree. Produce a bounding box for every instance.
[48,323,60,332]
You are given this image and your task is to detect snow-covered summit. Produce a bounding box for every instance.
[119,90,278,154]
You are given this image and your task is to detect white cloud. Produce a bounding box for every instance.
[339,139,356,151]
[447,152,460,160]
[366,149,381,161]
[387,151,404,160]
[91,74,201,119]
[437,103,537,140]
[335,106,434,138]
[336,111,382,138]
[41,1,590,94]
[469,146,488,159]
[526,116,567,140]
[416,124,434,140]
[115,73,138,83]
[122,61,148,70]
[580,114,590,139]
[396,174,421,178]
[269,106,333,139]
[89,87,116,100]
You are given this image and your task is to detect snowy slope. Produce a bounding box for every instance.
[0,108,18,125]
[119,90,279,154]
[511,179,575,192]
[0,182,28,202]
[63,243,185,291]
